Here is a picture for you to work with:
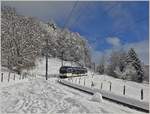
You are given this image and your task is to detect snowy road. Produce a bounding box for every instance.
[0,77,147,114]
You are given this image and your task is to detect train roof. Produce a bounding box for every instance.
[60,66,87,69]
[60,66,72,68]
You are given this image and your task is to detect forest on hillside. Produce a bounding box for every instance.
[1,6,92,74]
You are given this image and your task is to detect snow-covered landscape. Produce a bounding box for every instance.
[68,73,149,102]
[0,58,149,114]
[1,1,149,114]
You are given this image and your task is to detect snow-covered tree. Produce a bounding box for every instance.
[106,49,128,78]
[114,64,137,81]
[126,48,144,82]
[125,63,137,81]
[118,50,127,72]
[97,55,106,74]
[1,5,92,74]
[2,6,43,73]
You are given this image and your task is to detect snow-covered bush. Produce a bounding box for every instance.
[114,64,137,81]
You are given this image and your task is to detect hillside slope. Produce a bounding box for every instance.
[0,58,147,114]
[1,6,91,74]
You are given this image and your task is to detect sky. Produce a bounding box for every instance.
[2,1,149,64]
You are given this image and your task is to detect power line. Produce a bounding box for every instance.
[103,16,148,38]
[68,2,89,28]
[62,1,78,30]
[69,2,148,42]
[68,2,119,32]
[65,2,148,63]
[60,1,78,66]
[101,3,118,17]
[69,2,147,33]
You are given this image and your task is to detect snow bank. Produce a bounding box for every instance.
[91,92,103,103]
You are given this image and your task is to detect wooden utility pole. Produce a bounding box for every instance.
[45,23,56,80]
[93,62,95,72]
[141,89,143,100]
[1,73,3,82]
[46,38,48,80]
[123,85,126,95]
[61,51,64,67]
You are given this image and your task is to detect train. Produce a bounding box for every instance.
[59,66,88,78]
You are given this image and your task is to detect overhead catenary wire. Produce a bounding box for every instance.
[68,2,148,43]
[69,2,119,29]
[62,1,78,30]
[60,2,148,65]
[68,2,89,28]
[64,2,120,66]
[62,1,148,44]
[103,16,148,39]
[65,2,148,68]
[60,1,78,66]
[63,2,119,37]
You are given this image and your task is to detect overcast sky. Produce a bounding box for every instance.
[2,1,149,64]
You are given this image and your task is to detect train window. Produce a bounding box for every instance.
[59,66,87,76]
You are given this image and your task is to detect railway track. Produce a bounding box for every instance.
[58,79,149,113]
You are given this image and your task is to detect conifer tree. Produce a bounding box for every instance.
[127,48,144,82]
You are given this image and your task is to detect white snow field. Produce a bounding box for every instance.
[0,58,149,114]
[70,72,149,102]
